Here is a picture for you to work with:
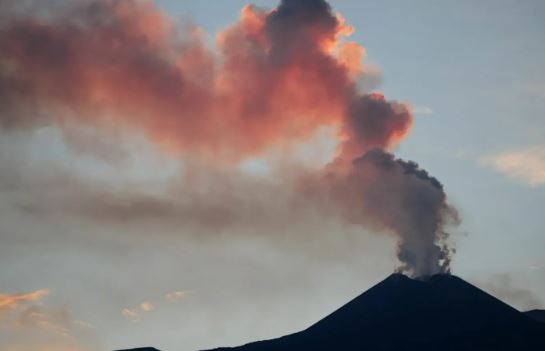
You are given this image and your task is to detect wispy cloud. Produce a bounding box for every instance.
[0,290,95,351]
[165,291,188,303]
[121,308,140,323]
[481,146,545,187]
[15,305,71,336]
[139,301,154,312]
[411,105,433,115]
[121,293,189,323]
[0,290,49,311]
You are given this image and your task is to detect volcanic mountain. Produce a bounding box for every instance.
[117,274,544,351]
[201,274,545,351]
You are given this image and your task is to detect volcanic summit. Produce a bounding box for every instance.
[200,274,545,351]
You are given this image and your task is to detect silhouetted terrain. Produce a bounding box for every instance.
[525,309,545,323]
[203,274,545,351]
[119,274,545,351]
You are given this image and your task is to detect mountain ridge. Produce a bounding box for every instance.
[116,274,545,351]
[202,273,545,351]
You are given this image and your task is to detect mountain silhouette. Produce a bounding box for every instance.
[525,309,545,323]
[116,274,544,351]
[201,274,545,351]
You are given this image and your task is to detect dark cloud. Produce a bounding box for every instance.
[298,149,459,277]
[352,149,459,276]
[265,0,338,60]
[341,93,413,160]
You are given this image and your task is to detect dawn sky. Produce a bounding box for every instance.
[0,1,544,351]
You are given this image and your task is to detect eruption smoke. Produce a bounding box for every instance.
[0,0,459,276]
[348,149,458,276]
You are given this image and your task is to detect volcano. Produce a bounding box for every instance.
[118,274,544,351]
[201,274,545,351]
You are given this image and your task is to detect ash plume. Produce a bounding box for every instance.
[299,148,459,277]
[0,0,409,158]
[0,0,459,276]
[352,150,459,276]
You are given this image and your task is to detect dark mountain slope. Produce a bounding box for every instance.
[525,309,545,323]
[204,274,545,351]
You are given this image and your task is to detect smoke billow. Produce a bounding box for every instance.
[0,0,459,276]
[352,150,459,276]
[297,148,459,277]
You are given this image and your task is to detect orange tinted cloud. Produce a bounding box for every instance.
[0,290,49,311]
[0,0,412,161]
[0,290,95,351]
[139,301,154,312]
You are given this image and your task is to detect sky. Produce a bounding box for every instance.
[0,0,544,350]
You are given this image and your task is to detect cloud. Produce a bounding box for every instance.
[0,289,97,351]
[139,302,154,312]
[0,129,458,277]
[0,0,413,178]
[73,320,94,329]
[122,301,156,321]
[165,291,188,303]
[0,0,458,284]
[121,308,140,323]
[0,0,406,161]
[15,305,71,336]
[0,290,88,335]
[411,105,433,115]
[0,290,49,311]
[481,146,545,186]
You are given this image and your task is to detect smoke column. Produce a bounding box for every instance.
[0,0,459,276]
